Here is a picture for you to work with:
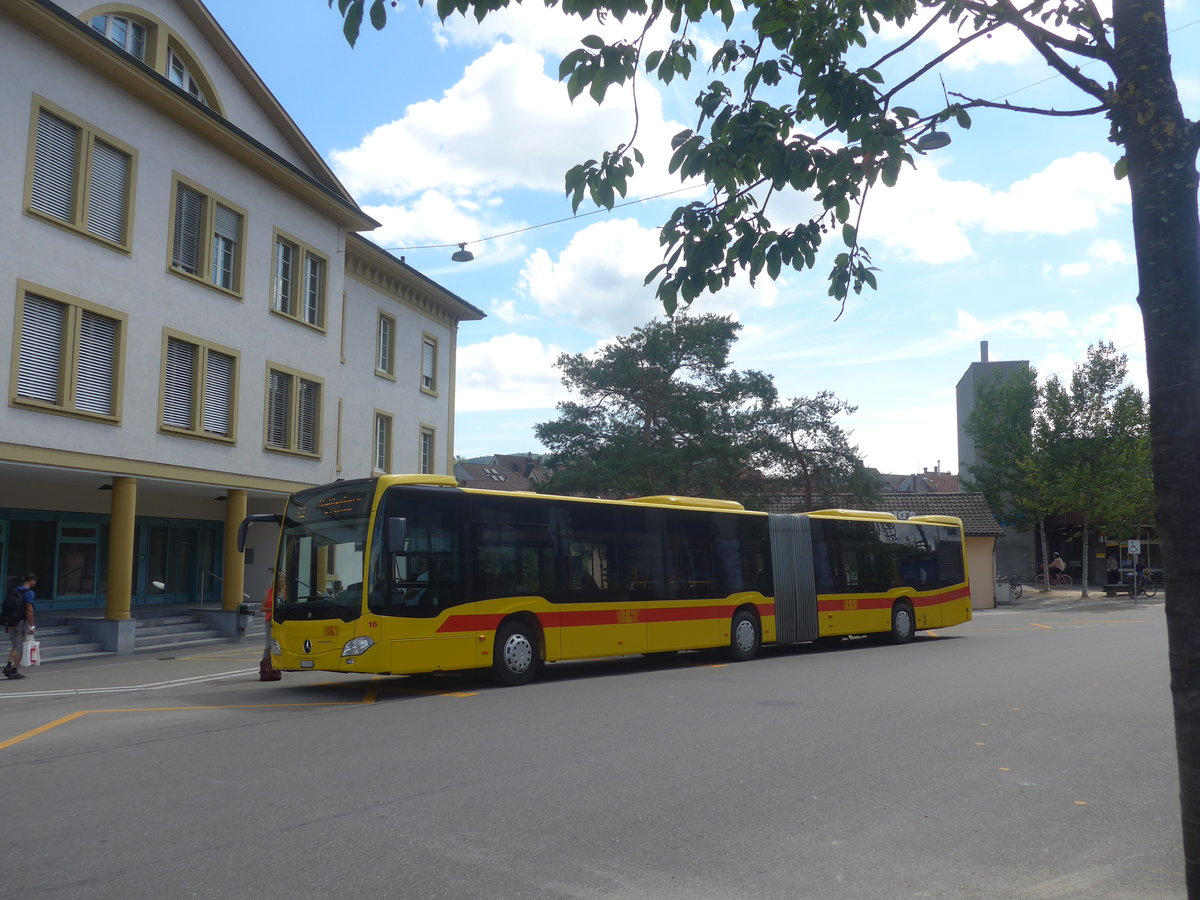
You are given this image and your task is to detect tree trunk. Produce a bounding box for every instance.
[1112,0,1200,886]
[1080,514,1091,598]
[1038,518,1050,593]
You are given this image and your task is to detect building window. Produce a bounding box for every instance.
[167,47,207,103]
[374,413,393,473]
[419,427,435,474]
[421,336,437,393]
[14,285,123,421]
[161,333,237,440]
[90,14,147,60]
[265,366,321,455]
[272,233,327,328]
[169,176,244,294]
[376,313,395,377]
[27,104,134,248]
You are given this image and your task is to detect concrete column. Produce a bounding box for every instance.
[105,477,136,621]
[222,489,248,612]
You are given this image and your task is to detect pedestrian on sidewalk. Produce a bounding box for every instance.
[3,572,37,680]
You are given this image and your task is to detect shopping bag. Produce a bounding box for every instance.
[21,638,40,667]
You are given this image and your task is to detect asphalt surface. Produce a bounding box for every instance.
[0,589,1182,900]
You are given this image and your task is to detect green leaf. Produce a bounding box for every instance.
[369,0,388,30]
[1114,157,1128,180]
[581,34,606,49]
[342,1,363,46]
[954,107,972,128]
[842,223,856,247]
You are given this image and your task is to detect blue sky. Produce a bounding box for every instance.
[204,0,1199,476]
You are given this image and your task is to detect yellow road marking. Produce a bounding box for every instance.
[0,711,90,751]
[1,682,480,749]
[1031,623,1053,629]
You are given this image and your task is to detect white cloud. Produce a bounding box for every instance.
[865,152,1128,264]
[456,333,568,412]
[515,217,779,335]
[1088,238,1133,265]
[1060,261,1091,278]
[331,41,687,203]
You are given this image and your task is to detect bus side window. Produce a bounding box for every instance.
[620,507,666,601]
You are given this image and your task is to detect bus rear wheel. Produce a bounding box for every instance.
[492,621,540,686]
[727,609,761,662]
[889,601,916,644]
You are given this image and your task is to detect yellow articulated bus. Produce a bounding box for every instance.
[241,474,972,686]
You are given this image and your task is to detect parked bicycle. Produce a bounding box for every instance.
[996,573,1023,600]
[1034,570,1073,586]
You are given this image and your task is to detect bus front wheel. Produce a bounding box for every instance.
[727,609,761,662]
[493,621,540,686]
[889,601,916,644]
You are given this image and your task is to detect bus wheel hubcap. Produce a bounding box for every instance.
[504,635,532,672]
[897,610,911,636]
[735,620,755,652]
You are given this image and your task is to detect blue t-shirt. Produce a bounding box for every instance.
[7,585,34,622]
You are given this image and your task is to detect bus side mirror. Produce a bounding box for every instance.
[386,517,408,554]
[238,513,282,552]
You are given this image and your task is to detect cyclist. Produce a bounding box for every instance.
[1134,558,1151,596]
[1049,552,1067,584]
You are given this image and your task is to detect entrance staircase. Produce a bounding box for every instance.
[34,606,268,664]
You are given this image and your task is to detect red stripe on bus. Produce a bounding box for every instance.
[816,585,970,613]
[435,601,776,634]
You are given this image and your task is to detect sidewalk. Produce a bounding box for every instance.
[998,584,1166,611]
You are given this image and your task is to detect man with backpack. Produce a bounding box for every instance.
[3,572,37,680]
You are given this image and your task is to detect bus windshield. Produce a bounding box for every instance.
[273,481,375,622]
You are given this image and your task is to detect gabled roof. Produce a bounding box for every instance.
[869,493,1004,537]
[455,456,552,493]
[10,0,377,230]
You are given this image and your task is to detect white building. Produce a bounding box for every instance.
[0,0,483,634]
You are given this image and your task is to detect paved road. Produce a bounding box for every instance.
[1,596,1183,899]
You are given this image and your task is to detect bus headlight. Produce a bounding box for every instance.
[342,636,375,657]
[270,639,281,656]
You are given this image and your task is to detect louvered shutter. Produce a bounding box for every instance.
[31,110,79,223]
[267,370,291,447]
[172,184,203,274]
[163,337,196,429]
[75,311,118,416]
[211,205,240,289]
[86,139,129,243]
[297,379,319,454]
[17,294,65,403]
[202,351,234,437]
[422,340,435,389]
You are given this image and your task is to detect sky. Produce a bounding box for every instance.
[203,0,1200,477]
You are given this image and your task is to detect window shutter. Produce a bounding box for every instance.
[297,379,319,454]
[202,351,234,437]
[172,183,203,274]
[31,110,79,222]
[163,337,196,429]
[267,370,291,447]
[211,205,241,289]
[75,311,118,416]
[86,139,129,243]
[422,340,435,389]
[17,294,65,404]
